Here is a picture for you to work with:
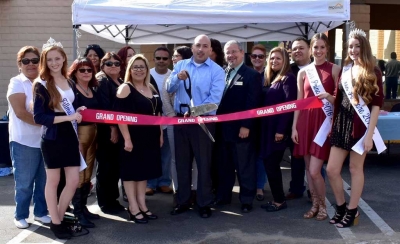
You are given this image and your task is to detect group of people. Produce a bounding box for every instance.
[7,28,383,240]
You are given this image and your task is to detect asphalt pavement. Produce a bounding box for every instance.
[1,145,400,244]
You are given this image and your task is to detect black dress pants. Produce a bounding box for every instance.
[385,77,398,99]
[215,141,257,204]
[96,127,120,208]
[174,123,215,208]
[264,150,286,203]
[288,142,306,195]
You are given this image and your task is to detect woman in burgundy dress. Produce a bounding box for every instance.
[291,33,341,221]
[327,29,384,228]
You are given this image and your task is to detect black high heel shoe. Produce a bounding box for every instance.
[127,208,148,224]
[336,207,360,228]
[329,202,346,224]
[140,209,158,220]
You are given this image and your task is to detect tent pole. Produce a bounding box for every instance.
[304,23,309,39]
[342,21,350,66]
[73,25,80,60]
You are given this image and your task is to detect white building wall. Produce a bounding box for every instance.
[0,0,139,115]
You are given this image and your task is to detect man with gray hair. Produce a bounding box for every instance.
[213,40,261,213]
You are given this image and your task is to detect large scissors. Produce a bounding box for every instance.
[179,71,218,142]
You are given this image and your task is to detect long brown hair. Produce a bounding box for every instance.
[344,33,379,104]
[264,47,291,86]
[38,46,68,110]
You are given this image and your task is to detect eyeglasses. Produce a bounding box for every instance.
[225,50,240,55]
[250,54,266,59]
[78,68,93,73]
[155,57,169,61]
[21,58,39,65]
[104,61,121,67]
[131,66,146,71]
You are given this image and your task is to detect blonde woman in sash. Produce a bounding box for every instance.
[292,33,340,221]
[33,39,84,239]
[327,29,384,228]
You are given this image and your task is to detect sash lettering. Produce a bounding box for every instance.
[341,64,386,155]
[39,80,87,171]
[304,64,334,147]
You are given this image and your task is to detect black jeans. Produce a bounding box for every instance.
[264,150,286,203]
[96,135,120,208]
[385,77,398,99]
[288,142,305,195]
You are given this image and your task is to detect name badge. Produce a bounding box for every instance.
[234,81,243,86]
[153,94,159,97]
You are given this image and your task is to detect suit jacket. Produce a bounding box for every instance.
[216,64,262,142]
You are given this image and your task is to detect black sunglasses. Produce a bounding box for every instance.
[250,54,266,59]
[78,68,93,73]
[104,61,121,67]
[155,57,169,61]
[21,58,39,65]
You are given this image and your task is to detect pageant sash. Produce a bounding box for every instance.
[81,96,323,125]
[341,64,386,155]
[304,64,334,147]
[38,80,87,171]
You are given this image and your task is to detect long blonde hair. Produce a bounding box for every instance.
[344,34,379,105]
[125,54,157,93]
[264,47,290,86]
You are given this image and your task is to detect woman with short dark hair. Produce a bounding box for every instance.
[68,58,101,228]
[95,52,126,214]
[84,44,105,73]
[7,46,50,229]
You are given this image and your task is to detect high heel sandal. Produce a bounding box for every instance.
[336,207,360,228]
[127,208,148,224]
[329,202,346,224]
[140,209,158,220]
[316,195,328,221]
[303,191,319,219]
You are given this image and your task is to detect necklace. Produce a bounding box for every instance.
[77,82,90,96]
[132,83,157,115]
[146,96,157,115]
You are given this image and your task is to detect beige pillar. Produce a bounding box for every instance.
[377,30,384,60]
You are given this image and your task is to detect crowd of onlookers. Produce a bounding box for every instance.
[7,29,384,239]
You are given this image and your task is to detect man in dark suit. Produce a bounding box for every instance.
[213,40,262,213]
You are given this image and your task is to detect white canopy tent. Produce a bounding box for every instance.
[72,0,350,46]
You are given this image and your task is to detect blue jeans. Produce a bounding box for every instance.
[147,129,172,188]
[256,156,267,189]
[10,141,47,220]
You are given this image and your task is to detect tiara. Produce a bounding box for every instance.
[349,28,367,39]
[42,37,63,50]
